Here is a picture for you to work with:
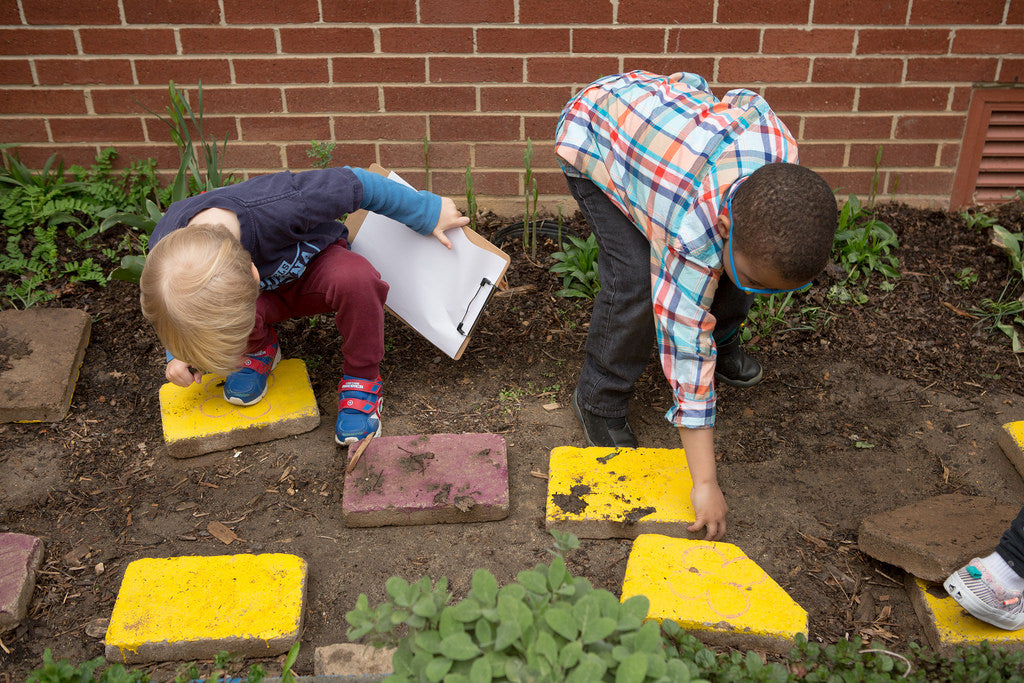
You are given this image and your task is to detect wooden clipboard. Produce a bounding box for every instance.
[346,164,511,360]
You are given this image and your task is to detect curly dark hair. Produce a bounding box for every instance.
[730,163,838,283]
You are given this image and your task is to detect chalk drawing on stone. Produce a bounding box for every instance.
[665,544,769,619]
[196,374,277,420]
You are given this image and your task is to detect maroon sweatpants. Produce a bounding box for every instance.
[247,240,389,382]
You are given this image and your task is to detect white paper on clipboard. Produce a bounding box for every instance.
[349,170,509,360]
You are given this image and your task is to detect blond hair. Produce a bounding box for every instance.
[140,223,259,376]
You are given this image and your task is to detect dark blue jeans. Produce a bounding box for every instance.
[566,174,753,418]
[997,506,1024,577]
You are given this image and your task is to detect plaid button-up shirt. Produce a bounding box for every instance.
[555,71,797,428]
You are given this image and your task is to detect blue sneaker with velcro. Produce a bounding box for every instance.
[223,338,281,406]
[335,375,383,446]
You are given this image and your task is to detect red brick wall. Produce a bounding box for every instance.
[1,0,1022,210]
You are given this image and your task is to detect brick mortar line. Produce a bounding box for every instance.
[4,21,1020,28]
[17,51,1021,54]
[0,77,992,83]
[1,138,967,149]
[0,150,929,166]
[0,109,973,119]
[0,86,992,97]
[6,55,1018,64]
[8,70,1020,81]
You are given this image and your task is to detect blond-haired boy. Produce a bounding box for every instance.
[141,166,468,445]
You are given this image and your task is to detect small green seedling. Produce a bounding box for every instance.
[306,140,336,169]
[523,139,540,257]
[954,266,978,290]
[960,209,1001,233]
[465,166,478,231]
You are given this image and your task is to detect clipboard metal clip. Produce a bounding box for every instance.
[456,278,495,336]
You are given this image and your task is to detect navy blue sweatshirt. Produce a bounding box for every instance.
[151,167,441,291]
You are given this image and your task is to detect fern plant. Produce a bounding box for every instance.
[0,146,164,307]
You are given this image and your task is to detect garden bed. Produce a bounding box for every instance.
[2,199,1024,679]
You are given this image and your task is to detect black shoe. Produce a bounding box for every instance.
[571,390,638,448]
[714,336,764,388]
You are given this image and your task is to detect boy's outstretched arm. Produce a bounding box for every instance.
[351,167,468,248]
[431,196,471,250]
[677,426,728,541]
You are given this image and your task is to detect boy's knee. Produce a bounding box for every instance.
[323,266,388,306]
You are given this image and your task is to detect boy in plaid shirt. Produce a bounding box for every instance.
[555,71,837,540]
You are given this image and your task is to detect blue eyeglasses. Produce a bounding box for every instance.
[725,194,812,295]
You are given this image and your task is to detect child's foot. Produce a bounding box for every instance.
[714,336,763,387]
[571,389,637,448]
[223,340,281,406]
[336,375,383,446]
[944,558,1024,630]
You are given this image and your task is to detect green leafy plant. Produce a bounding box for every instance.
[1,81,235,304]
[829,147,900,303]
[972,293,1024,353]
[26,593,1024,682]
[142,79,231,195]
[993,222,1024,277]
[549,234,600,300]
[346,531,699,683]
[954,266,979,291]
[348,532,1024,681]
[307,140,337,169]
[25,646,280,682]
[960,208,1001,233]
[498,385,527,413]
[978,223,1024,352]
[465,166,478,231]
[0,147,163,307]
[100,200,162,283]
[0,150,83,232]
[25,649,148,683]
[280,641,300,683]
[740,290,829,345]
[909,639,1024,681]
[826,282,869,306]
[832,192,900,286]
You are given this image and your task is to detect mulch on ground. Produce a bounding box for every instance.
[1,199,1023,678]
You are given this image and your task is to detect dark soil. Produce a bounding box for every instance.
[2,200,1024,679]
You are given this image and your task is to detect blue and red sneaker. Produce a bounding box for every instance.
[223,338,281,406]
[336,375,383,446]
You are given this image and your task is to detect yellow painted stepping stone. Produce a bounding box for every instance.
[159,358,320,458]
[998,420,1024,480]
[621,534,807,653]
[545,446,695,539]
[907,576,1024,655]
[105,553,307,664]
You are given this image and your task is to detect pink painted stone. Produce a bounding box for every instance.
[343,433,509,527]
[1,532,44,632]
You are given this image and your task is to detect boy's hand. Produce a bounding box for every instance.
[676,426,727,541]
[432,197,470,249]
[688,480,728,541]
[166,358,202,387]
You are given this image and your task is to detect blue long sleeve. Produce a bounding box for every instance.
[351,167,442,236]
